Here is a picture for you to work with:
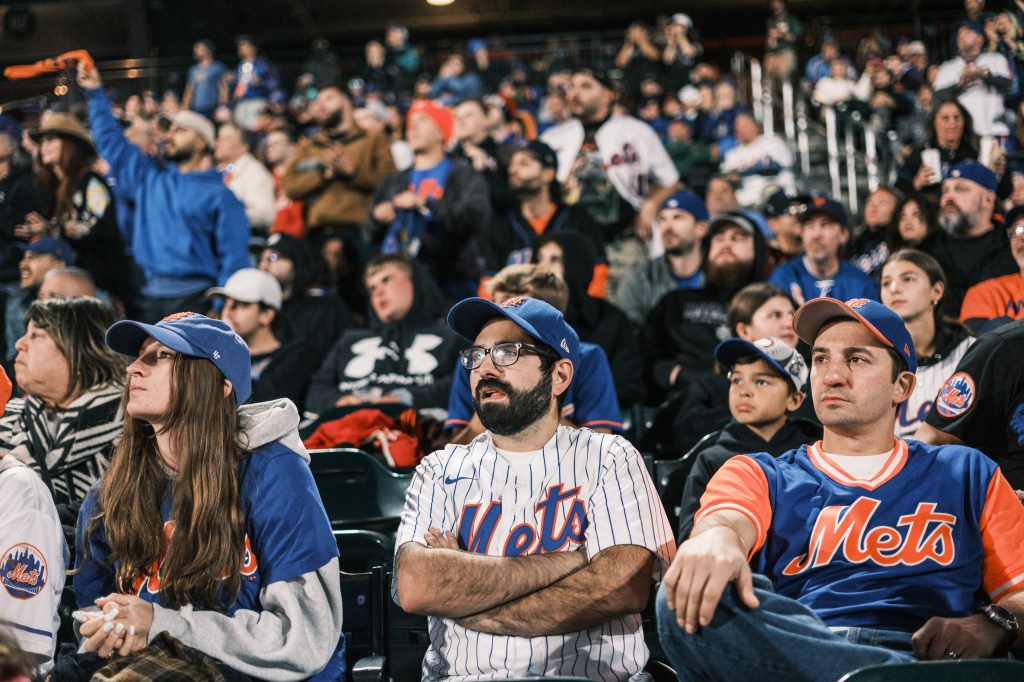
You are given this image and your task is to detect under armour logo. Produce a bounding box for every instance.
[501,296,527,308]
[846,298,870,309]
[161,311,197,322]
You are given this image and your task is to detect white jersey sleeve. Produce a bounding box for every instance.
[584,432,677,577]
[0,459,67,675]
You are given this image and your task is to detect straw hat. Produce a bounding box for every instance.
[31,112,95,155]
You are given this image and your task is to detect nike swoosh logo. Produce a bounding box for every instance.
[444,476,475,485]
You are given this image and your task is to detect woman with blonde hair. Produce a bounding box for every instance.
[72,313,343,680]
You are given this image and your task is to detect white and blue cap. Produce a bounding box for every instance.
[105,312,252,405]
[715,337,808,391]
[447,296,580,369]
[660,190,709,221]
[946,160,998,193]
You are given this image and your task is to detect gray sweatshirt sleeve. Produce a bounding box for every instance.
[148,557,342,681]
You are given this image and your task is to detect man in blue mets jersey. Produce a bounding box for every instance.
[395,295,674,681]
[657,296,1024,681]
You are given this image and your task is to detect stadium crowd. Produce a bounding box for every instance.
[2,0,1024,680]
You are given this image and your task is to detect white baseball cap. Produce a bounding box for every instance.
[671,13,693,28]
[162,109,216,149]
[206,268,283,310]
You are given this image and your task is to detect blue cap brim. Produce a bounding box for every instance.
[715,338,791,381]
[448,298,548,350]
[105,320,206,359]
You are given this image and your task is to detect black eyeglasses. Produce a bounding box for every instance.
[459,342,559,370]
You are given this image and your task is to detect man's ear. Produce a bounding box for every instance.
[894,370,916,406]
[553,359,573,398]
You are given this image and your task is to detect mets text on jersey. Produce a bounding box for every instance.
[459,484,587,556]
[782,497,955,575]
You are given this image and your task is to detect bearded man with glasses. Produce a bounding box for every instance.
[394,295,674,681]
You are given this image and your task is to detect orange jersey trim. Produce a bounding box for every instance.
[806,439,908,490]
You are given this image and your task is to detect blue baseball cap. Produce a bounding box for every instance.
[946,160,997,193]
[799,192,848,226]
[660,190,709,221]
[0,115,23,142]
[715,337,808,391]
[16,236,75,265]
[793,297,917,373]
[956,21,985,39]
[447,296,580,369]
[105,312,252,405]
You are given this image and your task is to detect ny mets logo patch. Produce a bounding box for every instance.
[1,543,47,600]
[500,296,527,308]
[936,372,976,418]
[846,298,870,308]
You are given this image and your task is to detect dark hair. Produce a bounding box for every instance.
[881,248,966,346]
[35,131,95,222]
[926,98,978,152]
[728,282,793,335]
[536,344,568,412]
[885,347,909,381]
[885,194,937,252]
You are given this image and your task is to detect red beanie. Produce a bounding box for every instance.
[407,100,454,144]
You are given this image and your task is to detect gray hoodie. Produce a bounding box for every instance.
[87,400,343,681]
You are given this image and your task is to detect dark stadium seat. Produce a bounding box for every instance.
[309,448,412,533]
[654,430,720,539]
[333,528,395,573]
[838,660,1024,681]
[339,565,387,682]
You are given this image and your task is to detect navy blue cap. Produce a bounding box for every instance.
[946,160,997,193]
[956,21,985,38]
[16,236,75,265]
[515,140,558,169]
[715,337,808,391]
[799,192,848,226]
[0,115,23,142]
[106,312,252,405]
[447,296,580,369]
[793,297,917,373]
[660,190,709,221]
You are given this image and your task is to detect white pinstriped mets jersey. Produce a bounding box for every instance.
[395,425,675,681]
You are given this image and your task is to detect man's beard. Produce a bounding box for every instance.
[473,371,554,437]
[705,259,753,291]
[317,108,343,130]
[162,145,193,162]
[938,207,975,237]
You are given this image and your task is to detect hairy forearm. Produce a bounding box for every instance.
[997,589,1024,650]
[395,542,587,617]
[456,545,655,637]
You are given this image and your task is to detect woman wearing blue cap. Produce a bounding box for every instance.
[69,313,344,680]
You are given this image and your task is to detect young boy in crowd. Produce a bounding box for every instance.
[676,336,821,541]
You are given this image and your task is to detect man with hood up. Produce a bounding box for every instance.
[641,211,770,402]
[535,231,646,407]
[306,253,459,415]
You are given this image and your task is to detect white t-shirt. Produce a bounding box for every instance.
[933,53,1012,136]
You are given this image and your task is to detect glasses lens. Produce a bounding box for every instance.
[491,343,519,366]
[460,347,482,369]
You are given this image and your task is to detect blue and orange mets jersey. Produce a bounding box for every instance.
[696,439,1024,632]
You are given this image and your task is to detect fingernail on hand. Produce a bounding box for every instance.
[103,608,119,622]
[102,622,114,633]
[72,611,88,623]
[114,623,125,635]
[129,625,136,636]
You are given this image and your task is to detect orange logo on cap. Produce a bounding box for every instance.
[904,343,911,357]
[161,312,197,322]
[813,196,826,207]
[846,298,870,309]
[501,297,527,308]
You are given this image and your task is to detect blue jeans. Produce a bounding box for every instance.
[656,574,915,681]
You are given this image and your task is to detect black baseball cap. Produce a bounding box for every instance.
[514,140,558,170]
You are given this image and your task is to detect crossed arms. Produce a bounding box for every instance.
[395,529,654,637]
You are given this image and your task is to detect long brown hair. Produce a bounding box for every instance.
[87,354,246,610]
[23,297,125,404]
[35,134,94,221]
